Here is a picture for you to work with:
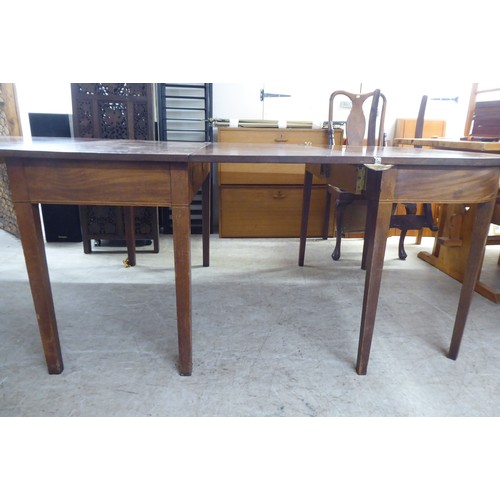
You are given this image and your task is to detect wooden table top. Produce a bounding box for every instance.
[2,137,500,168]
[394,137,500,153]
[0,136,208,162]
[194,142,500,167]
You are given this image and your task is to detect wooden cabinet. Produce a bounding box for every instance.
[218,127,342,237]
[393,118,446,142]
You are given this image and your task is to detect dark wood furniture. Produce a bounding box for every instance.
[394,137,500,303]
[299,90,386,267]
[301,92,439,266]
[71,83,159,265]
[1,138,499,376]
[392,112,446,247]
[463,83,500,140]
[393,85,500,303]
[389,95,438,259]
[1,138,211,376]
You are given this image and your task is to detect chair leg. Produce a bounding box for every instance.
[415,202,437,245]
[202,170,211,268]
[423,203,438,231]
[332,197,351,261]
[396,203,437,260]
[322,189,332,240]
[397,203,417,261]
[415,229,424,245]
[398,230,408,260]
[331,199,343,260]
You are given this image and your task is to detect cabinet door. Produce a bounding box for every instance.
[219,185,332,237]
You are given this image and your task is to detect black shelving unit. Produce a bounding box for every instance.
[157,83,213,142]
[29,112,83,243]
[156,83,213,234]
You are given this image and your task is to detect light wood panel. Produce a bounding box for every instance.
[218,127,339,237]
[220,185,329,237]
[393,118,446,142]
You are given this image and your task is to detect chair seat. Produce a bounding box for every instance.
[390,212,438,232]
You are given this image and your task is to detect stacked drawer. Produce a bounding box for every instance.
[218,127,341,237]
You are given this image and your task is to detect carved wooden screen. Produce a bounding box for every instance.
[71,83,154,139]
[71,83,159,253]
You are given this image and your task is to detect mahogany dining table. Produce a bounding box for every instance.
[1,137,499,376]
[394,137,500,303]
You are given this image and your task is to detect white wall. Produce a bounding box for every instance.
[15,81,474,140]
[15,82,73,138]
[213,81,473,141]
[213,81,361,124]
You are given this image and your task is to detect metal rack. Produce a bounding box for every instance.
[157,83,213,142]
[156,83,213,234]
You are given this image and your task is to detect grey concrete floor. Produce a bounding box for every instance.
[1,229,499,416]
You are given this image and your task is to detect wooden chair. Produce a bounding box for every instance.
[464,83,500,140]
[390,95,438,259]
[329,90,386,264]
[299,89,386,267]
[299,91,438,267]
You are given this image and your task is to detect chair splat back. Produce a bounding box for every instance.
[415,95,428,140]
[299,88,387,267]
[328,90,386,147]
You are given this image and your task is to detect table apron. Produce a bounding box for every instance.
[377,166,500,204]
[6,159,209,207]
